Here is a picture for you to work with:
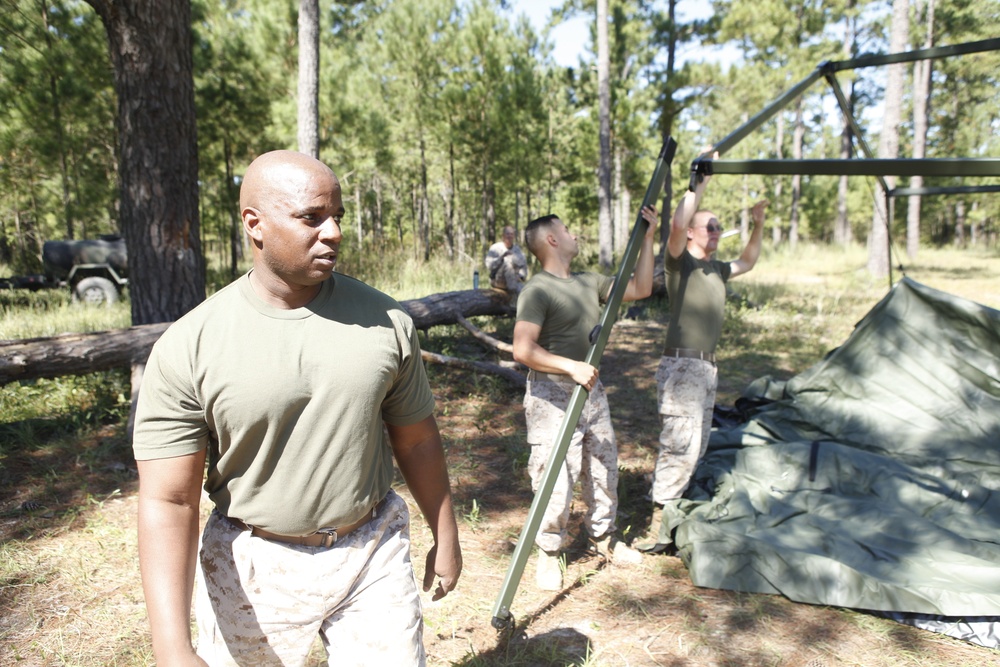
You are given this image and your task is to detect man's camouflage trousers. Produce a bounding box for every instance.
[650,356,718,505]
[524,372,619,553]
[194,489,426,666]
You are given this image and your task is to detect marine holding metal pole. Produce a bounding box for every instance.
[490,136,677,632]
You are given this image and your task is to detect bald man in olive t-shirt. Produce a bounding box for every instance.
[132,151,461,667]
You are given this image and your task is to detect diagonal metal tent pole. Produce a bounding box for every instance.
[490,136,677,633]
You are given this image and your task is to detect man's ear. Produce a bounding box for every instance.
[243,207,263,242]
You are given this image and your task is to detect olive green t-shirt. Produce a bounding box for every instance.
[663,249,732,354]
[132,272,435,535]
[516,271,614,362]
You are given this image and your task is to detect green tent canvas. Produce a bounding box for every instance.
[660,277,1000,645]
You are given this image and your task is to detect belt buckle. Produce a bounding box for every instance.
[315,527,339,548]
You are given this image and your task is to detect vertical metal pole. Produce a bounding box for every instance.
[490,137,677,631]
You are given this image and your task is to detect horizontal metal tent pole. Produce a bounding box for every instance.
[890,185,1000,197]
[708,158,1000,178]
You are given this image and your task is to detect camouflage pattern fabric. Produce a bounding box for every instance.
[524,373,619,553]
[651,356,718,504]
[485,242,527,293]
[491,258,526,293]
[194,489,425,666]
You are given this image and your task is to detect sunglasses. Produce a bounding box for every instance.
[695,223,723,233]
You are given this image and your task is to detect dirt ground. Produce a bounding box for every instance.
[2,318,998,666]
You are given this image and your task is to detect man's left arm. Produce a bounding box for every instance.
[620,205,659,301]
[387,415,462,601]
[730,199,769,278]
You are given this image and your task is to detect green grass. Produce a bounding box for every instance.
[0,289,131,340]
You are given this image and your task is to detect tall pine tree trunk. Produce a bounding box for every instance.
[613,147,628,259]
[657,0,678,264]
[907,0,935,259]
[223,137,241,281]
[86,0,204,325]
[596,0,613,269]
[297,0,320,157]
[868,0,909,278]
[354,182,363,249]
[789,97,804,249]
[446,141,456,259]
[420,135,432,262]
[836,3,857,246]
[40,3,75,241]
[772,112,784,245]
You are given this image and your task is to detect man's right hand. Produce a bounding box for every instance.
[568,361,599,391]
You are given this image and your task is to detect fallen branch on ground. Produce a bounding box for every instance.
[454,313,514,355]
[421,350,525,387]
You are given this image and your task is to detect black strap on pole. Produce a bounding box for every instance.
[490,136,677,632]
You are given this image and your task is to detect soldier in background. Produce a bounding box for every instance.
[513,208,658,590]
[649,149,768,544]
[485,225,528,294]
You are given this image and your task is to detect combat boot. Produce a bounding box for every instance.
[535,549,563,590]
[592,534,643,565]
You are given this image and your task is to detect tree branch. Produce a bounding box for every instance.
[453,313,514,355]
[420,350,525,387]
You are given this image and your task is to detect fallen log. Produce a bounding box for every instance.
[454,313,514,355]
[404,287,515,329]
[0,288,516,386]
[0,323,170,386]
[421,351,524,387]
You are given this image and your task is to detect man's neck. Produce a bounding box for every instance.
[248,270,323,310]
[540,257,572,279]
[686,242,710,260]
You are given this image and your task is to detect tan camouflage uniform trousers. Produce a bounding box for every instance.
[524,372,619,553]
[194,489,425,666]
[651,356,718,504]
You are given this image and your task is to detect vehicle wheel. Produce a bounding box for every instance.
[74,276,118,305]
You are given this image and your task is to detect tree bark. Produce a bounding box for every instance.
[867,0,909,278]
[0,323,170,385]
[454,314,514,354]
[789,97,804,249]
[420,350,524,387]
[297,0,320,158]
[596,0,613,270]
[39,3,75,241]
[657,0,678,263]
[0,287,518,386]
[906,0,935,260]
[835,2,856,248]
[772,111,785,245]
[85,0,205,325]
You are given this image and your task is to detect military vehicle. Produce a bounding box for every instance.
[0,235,128,305]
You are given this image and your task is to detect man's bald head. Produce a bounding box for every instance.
[240,150,339,212]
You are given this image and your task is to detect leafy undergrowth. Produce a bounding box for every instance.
[3,246,1000,666]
